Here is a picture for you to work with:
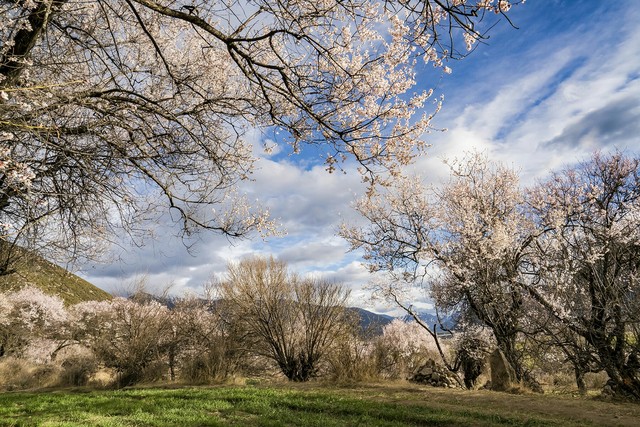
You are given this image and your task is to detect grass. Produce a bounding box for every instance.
[1,382,639,426]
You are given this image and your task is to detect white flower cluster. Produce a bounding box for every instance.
[0,145,36,191]
[0,287,67,333]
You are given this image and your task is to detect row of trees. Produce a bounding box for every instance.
[342,150,640,398]
[0,257,447,388]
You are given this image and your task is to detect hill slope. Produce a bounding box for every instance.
[0,248,111,305]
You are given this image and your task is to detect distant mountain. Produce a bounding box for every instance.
[400,311,458,332]
[0,247,112,305]
[346,308,457,335]
[348,307,394,335]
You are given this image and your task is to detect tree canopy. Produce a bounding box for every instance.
[1,0,519,269]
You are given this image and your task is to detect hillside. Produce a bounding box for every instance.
[0,248,111,305]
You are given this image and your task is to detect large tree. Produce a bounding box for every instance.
[342,153,537,387]
[345,150,640,398]
[0,0,519,270]
[526,151,640,399]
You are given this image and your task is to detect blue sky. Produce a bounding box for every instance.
[80,0,640,315]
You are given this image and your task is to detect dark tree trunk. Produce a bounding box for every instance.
[168,346,176,382]
[279,353,317,382]
[600,357,640,400]
[575,368,587,395]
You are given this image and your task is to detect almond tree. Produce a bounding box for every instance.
[342,153,538,387]
[219,256,351,381]
[526,151,640,399]
[0,286,68,359]
[0,0,520,271]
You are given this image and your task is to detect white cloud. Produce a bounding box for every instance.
[79,1,640,315]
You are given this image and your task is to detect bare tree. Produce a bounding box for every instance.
[219,256,351,381]
[0,0,520,271]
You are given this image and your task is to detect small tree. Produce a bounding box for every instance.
[70,297,172,387]
[220,256,351,381]
[451,323,495,389]
[170,296,242,383]
[0,286,68,360]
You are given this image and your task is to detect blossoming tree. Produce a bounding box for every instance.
[0,286,68,359]
[0,0,519,270]
[344,151,640,398]
[342,153,537,386]
[526,152,640,399]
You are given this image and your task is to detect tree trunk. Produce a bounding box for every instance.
[574,368,587,395]
[602,364,640,400]
[591,337,640,399]
[168,346,176,382]
[495,335,543,392]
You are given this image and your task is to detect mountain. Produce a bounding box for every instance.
[0,248,112,305]
[348,307,394,335]
[401,311,458,332]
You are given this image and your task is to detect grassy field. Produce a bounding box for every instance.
[1,382,639,427]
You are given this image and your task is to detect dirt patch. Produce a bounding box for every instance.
[281,381,640,426]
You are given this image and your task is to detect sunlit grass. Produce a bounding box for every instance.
[1,383,637,426]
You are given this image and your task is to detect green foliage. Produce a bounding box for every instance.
[0,384,637,426]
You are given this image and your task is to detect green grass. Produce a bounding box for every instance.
[1,383,638,426]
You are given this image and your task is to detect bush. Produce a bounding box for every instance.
[325,332,381,382]
[70,298,172,388]
[375,319,442,380]
[0,357,60,391]
[58,355,98,387]
[451,326,494,389]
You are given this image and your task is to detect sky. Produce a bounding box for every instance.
[78,0,640,315]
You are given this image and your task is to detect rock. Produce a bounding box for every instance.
[601,383,614,397]
[421,368,433,376]
[410,360,461,389]
[489,349,516,391]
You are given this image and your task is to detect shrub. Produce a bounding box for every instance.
[375,319,442,379]
[451,326,494,389]
[325,331,380,382]
[0,357,60,391]
[58,355,98,387]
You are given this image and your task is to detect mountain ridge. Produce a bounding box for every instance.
[0,246,112,305]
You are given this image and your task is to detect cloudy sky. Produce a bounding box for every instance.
[79,0,640,315]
